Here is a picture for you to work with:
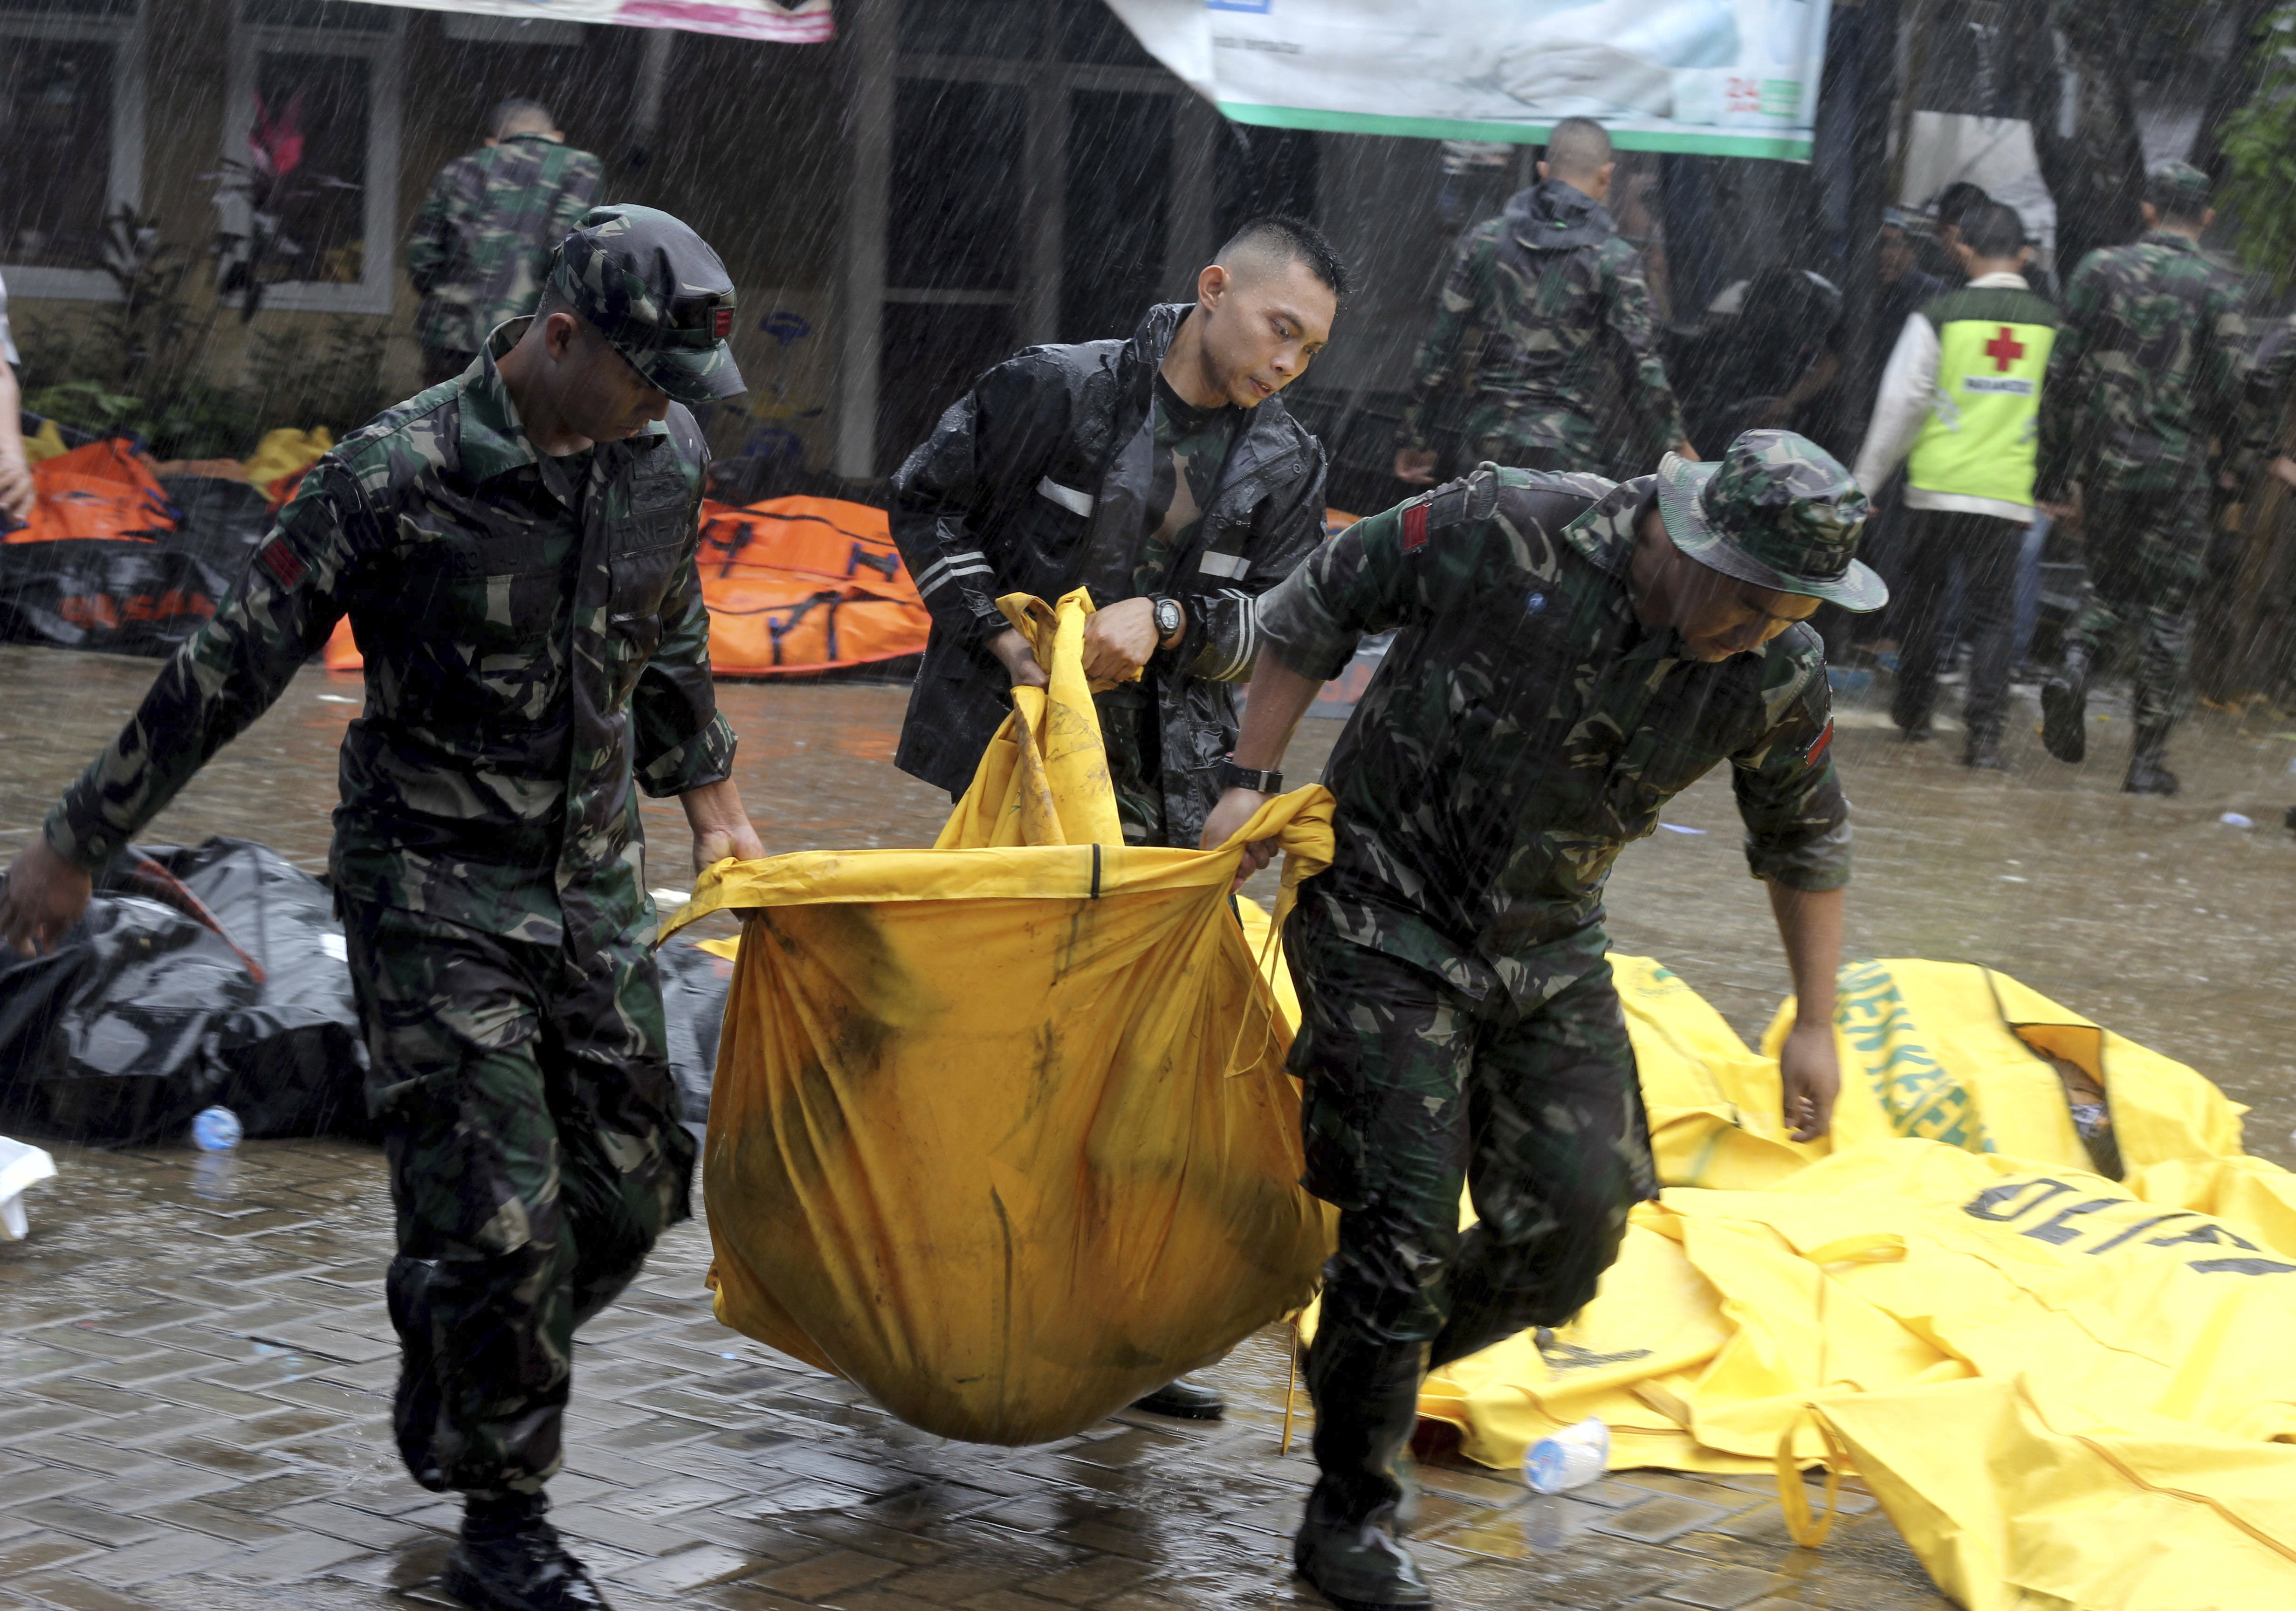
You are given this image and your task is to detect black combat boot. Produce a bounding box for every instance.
[1131,1373,1225,1419]
[1962,728,2007,772]
[1292,1323,1433,1610]
[443,1493,612,1611]
[2040,644,2090,764]
[2123,724,2179,796]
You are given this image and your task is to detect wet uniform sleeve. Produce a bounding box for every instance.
[1728,647,1850,892]
[41,462,364,870]
[2035,252,2104,503]
[404,159,466,296]
[1254,481,1502,682]
[548,149,604,245]
[1395,226,1492,455]
[1170,435,1328,683]
[1602,243,1688,459]
[632,466,737,797]
[889,355,1066,648]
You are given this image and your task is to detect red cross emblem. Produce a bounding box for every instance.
[1983,326,2025,372]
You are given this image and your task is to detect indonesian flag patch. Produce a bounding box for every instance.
[256,537,307,591]
[1402,501,1430,552]
[1804,718,1835,767]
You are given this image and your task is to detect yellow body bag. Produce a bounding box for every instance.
[666,591,1337,1444]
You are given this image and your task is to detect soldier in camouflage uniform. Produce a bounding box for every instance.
[1393,118,1692,489]
[407,99,603,387]
[2035,161,2248,796]
[1199,431,1883,1610]
[1,207,756,1611]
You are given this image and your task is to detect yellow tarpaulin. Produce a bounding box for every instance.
[666,590,1338,1445]
[1430,957,2296,1610]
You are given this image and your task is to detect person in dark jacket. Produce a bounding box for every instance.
[887,216,1345,1421]
[891,215,1343,853]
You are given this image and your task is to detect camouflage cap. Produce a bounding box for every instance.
[2145,159,2213,217]
[547,204,745,405]
[1654,429,1886,613]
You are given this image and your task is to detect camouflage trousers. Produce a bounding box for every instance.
[1286,905,1656,1522]
[342,901,696,1500]
[1286,904,1657,1357]
[1459,405,1605,480]
[1095,682,1166,847]
[2066,487,2209,729]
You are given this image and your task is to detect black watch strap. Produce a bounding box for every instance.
[1217,757,1284,795]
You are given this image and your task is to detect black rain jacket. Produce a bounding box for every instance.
[888,302,1329,844]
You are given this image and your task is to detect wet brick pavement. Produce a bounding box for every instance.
[11,646,2296,1611]
[0,1137,1949,1611]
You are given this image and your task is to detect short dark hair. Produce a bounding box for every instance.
[490,98,555,140]
[533,279,576,322]
[1544,117,1613,178]
[1216,214,1349,303]
[1932,181,1991,231]
[1958,200,2027,260]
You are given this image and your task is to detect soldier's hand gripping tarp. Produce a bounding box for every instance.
[663,590,1338,1444]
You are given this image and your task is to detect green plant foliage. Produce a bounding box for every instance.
[14,207,392,461]
[23,380,146,438]
[2222,3,2296,292]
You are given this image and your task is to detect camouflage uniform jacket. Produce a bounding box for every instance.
[1256,466,1848,1009]
[43,320,737,955]
[889,301,1327,846]
[406,133,603,358]
[2035,231,2248,503]
[1395,181,1686,468]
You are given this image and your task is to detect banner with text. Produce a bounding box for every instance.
[361,0,832,44]
[1107,0,1830,161]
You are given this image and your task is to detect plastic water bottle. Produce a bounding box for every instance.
[1525,1417,1609,1494]
[191,1107,242,1152]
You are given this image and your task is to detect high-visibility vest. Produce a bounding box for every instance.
[1905,285,2060,507]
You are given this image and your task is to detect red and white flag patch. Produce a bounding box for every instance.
[1804,718,1835,766]
[1402,502,1430,552]
[256,537,307,592]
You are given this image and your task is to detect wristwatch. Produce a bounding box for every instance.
[1152,595,1183,646]
[1217,757,1284,795]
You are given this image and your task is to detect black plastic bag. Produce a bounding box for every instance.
[0,837,368,1145]
[656,938,734,1130]
[0,476,268,658]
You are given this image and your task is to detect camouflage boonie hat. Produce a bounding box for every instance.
[548,204,745,405]
[2145,160,2212,217]
[1655,429,1886,613]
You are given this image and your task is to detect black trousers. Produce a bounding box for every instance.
[1890,508,2026,745]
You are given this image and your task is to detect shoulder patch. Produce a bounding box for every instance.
[1804,718,1835,767]
[256,536,307,591]
[1402,501,1430,552]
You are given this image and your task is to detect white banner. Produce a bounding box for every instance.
[360,0,832,44]
[1106,0,1831,161]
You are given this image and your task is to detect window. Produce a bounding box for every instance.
[221,0,402,315]
[0,0,145,301]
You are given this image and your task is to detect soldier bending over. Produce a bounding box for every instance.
[1200,432,1883,1610]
